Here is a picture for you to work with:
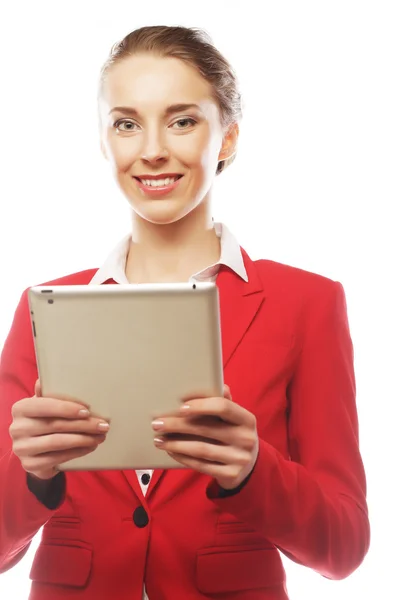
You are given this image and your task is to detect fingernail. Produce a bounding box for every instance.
[98,422,110,431]
[151,420,164,430]
[78,409,90,417]
[180,404,191,411]
[154,437,164,445]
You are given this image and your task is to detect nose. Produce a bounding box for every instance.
[141,128,169,163]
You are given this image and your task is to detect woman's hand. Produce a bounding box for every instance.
[9,380,110,480]
[151,385,259,490]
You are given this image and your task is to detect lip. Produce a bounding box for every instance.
[133,175,183,196]
[134,173,183,180]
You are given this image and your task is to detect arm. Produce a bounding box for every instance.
[207,280,370,579]
[0,290,65,573]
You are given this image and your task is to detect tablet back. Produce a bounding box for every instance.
[28,282,224,470]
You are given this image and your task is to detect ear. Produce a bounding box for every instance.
[218,123,239,162]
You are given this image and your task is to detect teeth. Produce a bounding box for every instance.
[139,176,180,187]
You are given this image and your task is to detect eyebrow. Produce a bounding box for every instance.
[108,103,202,117]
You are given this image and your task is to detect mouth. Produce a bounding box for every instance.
[133,174,184,195]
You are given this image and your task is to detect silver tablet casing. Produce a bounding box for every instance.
[28,283,224,471]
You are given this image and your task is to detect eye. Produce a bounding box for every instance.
[114,119,139,132]
[171,118,197,130]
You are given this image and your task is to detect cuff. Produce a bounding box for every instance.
[206,438,280,510]
[26,471,66,510]
[215,468,255,498]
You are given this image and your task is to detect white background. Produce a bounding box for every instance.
[0,1,399,598]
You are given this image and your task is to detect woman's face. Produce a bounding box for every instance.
[99,53,237,225]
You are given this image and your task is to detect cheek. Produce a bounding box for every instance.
[177,135,219,175]
[107,136,140,172]
[168,134,204,167]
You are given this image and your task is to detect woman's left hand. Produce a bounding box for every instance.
[151,385,259,490]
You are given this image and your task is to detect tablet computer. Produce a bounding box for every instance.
[28,282,224,471]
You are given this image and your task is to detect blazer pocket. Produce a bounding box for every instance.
[217,521,256,534]
[217,514,256,534]
[46,516,81,528]
[196,545,285,594]
[216,513,274,537]
[29,541,92,587]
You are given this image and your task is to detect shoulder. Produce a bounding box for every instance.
[250,257,344,319]
[253,257,338,293]
[250,258,349,340]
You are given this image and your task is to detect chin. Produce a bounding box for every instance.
[126,194,201,226]
[133,203,196,226]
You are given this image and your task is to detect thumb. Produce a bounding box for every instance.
[34,379,42,398]
[223,384,232,401]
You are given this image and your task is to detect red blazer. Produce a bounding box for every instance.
[0,249,369,600]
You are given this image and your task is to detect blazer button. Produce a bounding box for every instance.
[133,506,149,528]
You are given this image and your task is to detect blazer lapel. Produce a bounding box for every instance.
[217,248,265,368]
[145,468,164,498]
[121,470,145,499]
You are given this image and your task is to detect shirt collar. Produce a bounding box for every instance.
[89,221,248,285]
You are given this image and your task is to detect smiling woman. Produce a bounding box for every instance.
[0,24,369,600]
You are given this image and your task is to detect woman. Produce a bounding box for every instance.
[0,25,369,600]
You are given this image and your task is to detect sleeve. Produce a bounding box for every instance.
[0,289,65,574]
[206,280,370,580]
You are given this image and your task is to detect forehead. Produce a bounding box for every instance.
[101,54,216,113]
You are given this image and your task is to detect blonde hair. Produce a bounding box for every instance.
[99,25,242,175]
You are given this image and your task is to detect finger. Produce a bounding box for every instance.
[14,432,106,457]
[154,437,250,466]
[167,452,226,477]
[179,397,256,427]
[162,452,242,489]
[23,445,104,474]
[152,415,239,446]
[166,451,247,490]
[223,384,232,400]
[11,416,110,438]
[13,397,91,420]
[162,432,225,446]
[153,386,232,420]
[35,379,42,398]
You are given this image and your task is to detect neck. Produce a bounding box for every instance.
[125,200,221,283]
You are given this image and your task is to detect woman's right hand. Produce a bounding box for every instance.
[9,380,110,480]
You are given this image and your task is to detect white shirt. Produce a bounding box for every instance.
[88,222,248,598]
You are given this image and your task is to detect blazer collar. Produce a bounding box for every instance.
[216,248,265,368]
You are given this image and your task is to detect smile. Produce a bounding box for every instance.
[133,175,183,196]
